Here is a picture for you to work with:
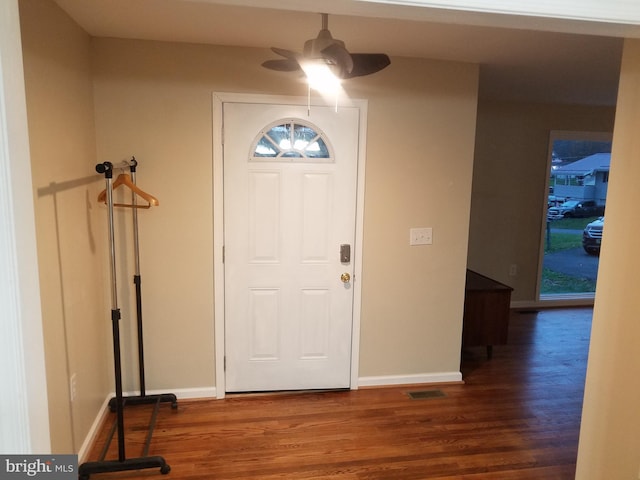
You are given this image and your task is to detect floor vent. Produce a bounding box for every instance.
[407,389,446,400]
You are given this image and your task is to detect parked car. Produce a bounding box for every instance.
[582,217,604,255]
[547,200,604,220]
[547,195,566,207]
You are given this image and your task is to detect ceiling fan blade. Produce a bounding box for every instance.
[344,54,391,79]
[321,43,354,77]
[271,47,299,60]
[262,58,301,72]
[262,47,302,72]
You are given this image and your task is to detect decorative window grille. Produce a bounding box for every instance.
[251,119,333,162]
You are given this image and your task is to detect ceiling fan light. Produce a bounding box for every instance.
[301,61,342,94]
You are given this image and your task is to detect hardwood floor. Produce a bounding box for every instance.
[84,308,592,479]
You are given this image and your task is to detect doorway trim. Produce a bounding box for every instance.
[212,92,368,399]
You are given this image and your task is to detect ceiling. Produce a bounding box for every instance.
[53,0,630,106]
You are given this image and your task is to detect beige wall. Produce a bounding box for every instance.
[91,39,480,388]
[19,0,109,453]
[360,58,478,376]
[468,99,615,301]
[576,38,640,479]
[19,0,480,451]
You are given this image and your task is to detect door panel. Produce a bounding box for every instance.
[223,102,359,392]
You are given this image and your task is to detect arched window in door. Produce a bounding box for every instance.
[251,119,334,162]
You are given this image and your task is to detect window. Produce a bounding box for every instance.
[541,130,612,300]
[555,174,567,186]
[251,119,333,162]
[554,174,585,186]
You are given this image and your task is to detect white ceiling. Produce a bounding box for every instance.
[53,0,630,106]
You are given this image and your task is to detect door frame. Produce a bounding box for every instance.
[212,92,368,398]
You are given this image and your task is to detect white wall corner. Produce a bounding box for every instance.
[0,0,50,454]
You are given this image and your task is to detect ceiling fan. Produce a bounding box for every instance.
[262,13,391,80]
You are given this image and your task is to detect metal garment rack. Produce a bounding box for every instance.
[79,159,177,480]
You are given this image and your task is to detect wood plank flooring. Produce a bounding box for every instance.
[83,308,592,479]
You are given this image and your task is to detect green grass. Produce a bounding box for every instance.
[542,217,599,294]
[540,268,596,294]
[544,216,601,252]
[544,232,582,253]
[548,216,600,230]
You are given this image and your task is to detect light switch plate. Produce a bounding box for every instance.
[410,227,433,245]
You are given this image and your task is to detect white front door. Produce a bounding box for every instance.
[223,101,360,392]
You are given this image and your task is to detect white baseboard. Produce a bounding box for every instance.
[77,386,217,463]
[77,395,111,463]
[358,372,462,388]
[141,386,218,400]
[511,297,594,310]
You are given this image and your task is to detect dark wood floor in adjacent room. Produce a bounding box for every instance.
[84,308,592,479]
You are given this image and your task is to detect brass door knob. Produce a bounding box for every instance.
[340,273,351,283]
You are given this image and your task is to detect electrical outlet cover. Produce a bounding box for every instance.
[410,227,433,246]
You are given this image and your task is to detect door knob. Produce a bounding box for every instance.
[340,273,351,283]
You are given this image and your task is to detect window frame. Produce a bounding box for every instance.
[250,118,334,163]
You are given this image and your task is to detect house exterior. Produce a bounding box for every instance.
[550,152,610,205]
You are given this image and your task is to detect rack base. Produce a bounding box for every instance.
[79,394,178,479]
[108,393,178,412]
[78,456,170,480]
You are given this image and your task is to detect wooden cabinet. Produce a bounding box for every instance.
[463,269,513,358]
